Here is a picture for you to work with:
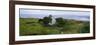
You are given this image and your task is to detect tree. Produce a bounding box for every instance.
[56,17,66,27]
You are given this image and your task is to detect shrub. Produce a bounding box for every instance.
[80,22,90,33]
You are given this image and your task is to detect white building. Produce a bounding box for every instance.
[49,15,56,25]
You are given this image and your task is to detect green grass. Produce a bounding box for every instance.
[20,18,90,36]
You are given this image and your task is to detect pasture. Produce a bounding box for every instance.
[20,18,90,36]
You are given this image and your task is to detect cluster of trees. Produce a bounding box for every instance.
[38,15,52,26]
[38,15,66,27]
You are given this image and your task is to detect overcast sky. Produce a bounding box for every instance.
[19,8,90,21]
[20,8,90,16]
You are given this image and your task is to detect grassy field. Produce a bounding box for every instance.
[20,18,90,36]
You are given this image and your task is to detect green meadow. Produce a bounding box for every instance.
[20,18,90,36]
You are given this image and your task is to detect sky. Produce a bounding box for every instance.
[19,8,90,21]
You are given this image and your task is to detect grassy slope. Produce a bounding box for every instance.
[20,18,90,36]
